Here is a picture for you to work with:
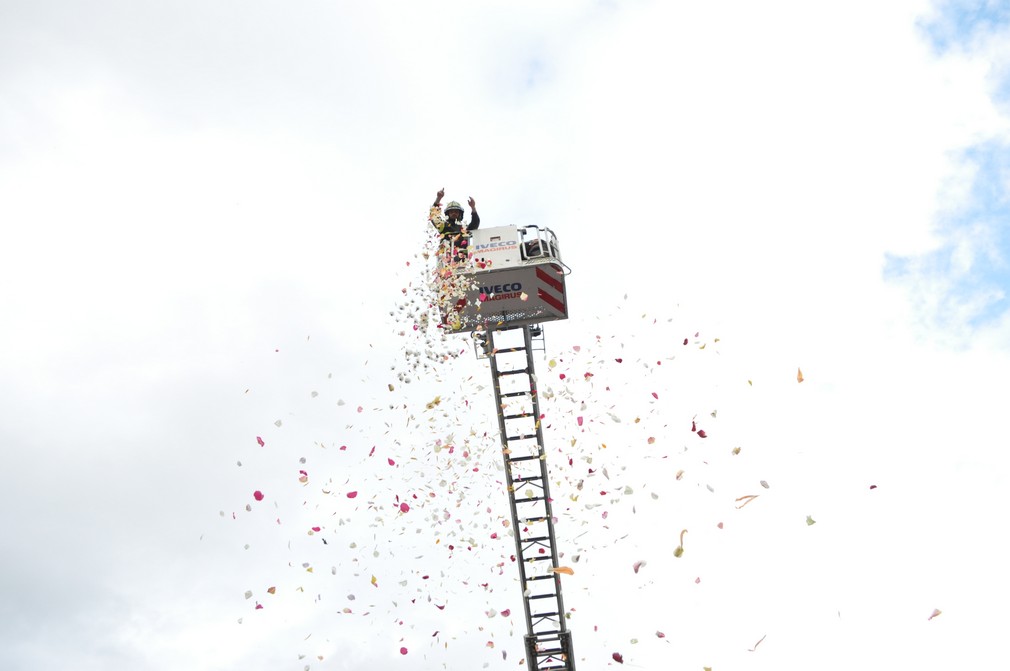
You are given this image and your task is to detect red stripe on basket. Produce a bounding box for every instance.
[535,266,563,293]
[538,287,566,314]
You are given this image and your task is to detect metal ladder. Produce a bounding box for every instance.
[484,325,576,671]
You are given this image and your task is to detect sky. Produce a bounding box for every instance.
[2,1,1010,669]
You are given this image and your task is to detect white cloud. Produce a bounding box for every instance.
[2,1,1010,669]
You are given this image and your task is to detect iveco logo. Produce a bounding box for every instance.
[475,240,517,250]
[481,283,522,294]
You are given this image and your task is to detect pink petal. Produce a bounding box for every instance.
[399,502,410,513]
[400,647,408,655]
[256,436,265,447]
[253,490,264,501]
[347,491,358,499]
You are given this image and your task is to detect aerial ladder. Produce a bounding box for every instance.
[436,224,576,671]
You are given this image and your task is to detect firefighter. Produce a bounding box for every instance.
[430,188,479,263]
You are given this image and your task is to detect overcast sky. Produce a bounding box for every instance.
[2,1,1010,670]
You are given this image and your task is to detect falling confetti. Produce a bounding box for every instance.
[928,608,942,620]
[735,495,759,509]
[674,529,687,557]
[797,367,804,383]
[229,253,798,668]
[253,490,264,502]
[806,515,816,526]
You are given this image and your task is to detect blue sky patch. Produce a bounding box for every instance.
[920,0,1010,53]
[885,140,1010,331]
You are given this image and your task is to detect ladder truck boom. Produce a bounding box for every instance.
[437,223,576,671]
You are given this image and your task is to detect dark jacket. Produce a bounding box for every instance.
[438,210,480,238]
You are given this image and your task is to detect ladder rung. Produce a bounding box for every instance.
[532,629,562,636]
[527,593,557,600]
[500,391,530,398]
[492,346,526,353]
[526,574,555,580]
[503,412,533,420]
[508,455,540,463]
[512,475,542,483]
[506,433,538,441]
[533,611,559,618]
[535,647,564,656]
[496,368,528,377]
[520,535,549,543]
[515,496,545,503]
[521,517,547,524]
[523,556,553,562]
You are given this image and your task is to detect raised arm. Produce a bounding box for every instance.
[433,188,445,207]
[467,196,479,230]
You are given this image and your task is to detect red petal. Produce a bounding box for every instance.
[612,652,624,663]
[347,491,358,498]
[256,436,265,447]
[253,490,264,501]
